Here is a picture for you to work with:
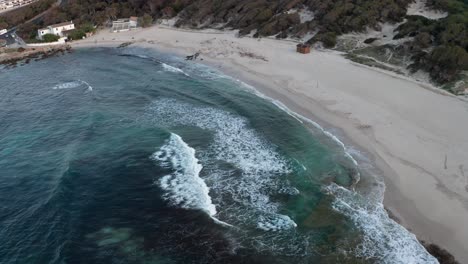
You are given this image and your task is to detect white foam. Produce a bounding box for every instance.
[135,54,150,59]
[257,214,297,231]
[234,79,364,186]
[226,73,432,260]
[407,0,448,20]
[146,99,297,229]
[326,184,438,264]
[80,80,93,92]
[162,63,190,76]
[151,133,217,216]
[53,81,83,90]
[52,80,93,92]
[121,52,190,77]
[143,61,433,259]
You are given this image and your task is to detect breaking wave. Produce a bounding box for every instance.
[145,98,297,232]
[52,80,93,92]
[141,62,435,261]
[161,63,189,76]
[151,133,216,216]
[119,53,189,77]
[326,184,438,264]
[257,214,297,232]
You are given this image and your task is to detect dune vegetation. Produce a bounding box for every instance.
[1,0,467,87]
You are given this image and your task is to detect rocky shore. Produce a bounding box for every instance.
[0,45,71,68]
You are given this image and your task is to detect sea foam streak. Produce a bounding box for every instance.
[53,80,93,92]
[173,61,364,193]
[326,184,438,263]
[121,52,190,76]
[151,133,216,216]
[235,77,435,261]
[146,99,297,232]
[161,63,189,76]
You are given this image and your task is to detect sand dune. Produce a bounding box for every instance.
[72,26,468,262]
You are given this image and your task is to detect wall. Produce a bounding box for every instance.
[27,37,67,46]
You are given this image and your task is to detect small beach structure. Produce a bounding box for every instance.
[296,43,311,54]
[112,17,138,32]
[37,21,75,40]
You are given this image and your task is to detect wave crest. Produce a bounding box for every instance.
[161,63,189,76]
[145,98,296,231]
[326,184,438,264]
[151,133,216,216]
[52,80,93,91]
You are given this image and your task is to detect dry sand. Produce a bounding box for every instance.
[72,26,468,262]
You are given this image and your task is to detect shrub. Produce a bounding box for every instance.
[80,23,95,33]
[67,29,85,40]
[139,13,153,28]
[414,32,432,48]
[430,45,468,70]
[315,32,337,48]
[42,33,60,42]
[256,9,273,23]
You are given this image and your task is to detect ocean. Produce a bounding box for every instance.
[0,47,437,263]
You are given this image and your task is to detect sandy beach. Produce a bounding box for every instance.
[72,26,468,262]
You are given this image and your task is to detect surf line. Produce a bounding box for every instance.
[79,79,93,92]
[151,132,234,228]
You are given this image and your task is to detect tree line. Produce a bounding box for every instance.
[1,0,467,85]
[397,0,468,84]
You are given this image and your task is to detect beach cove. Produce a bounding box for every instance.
[70,25,468,263]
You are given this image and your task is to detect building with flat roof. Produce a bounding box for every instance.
[0,0,38,12]
[37,21,75,40]
[112,17,138,32]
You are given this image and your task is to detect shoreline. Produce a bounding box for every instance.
[0,45,71,66]
[71,26,468,262]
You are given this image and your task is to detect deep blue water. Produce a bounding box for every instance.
[0,48,437,264]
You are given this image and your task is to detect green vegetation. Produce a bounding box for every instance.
[395,0,468,84]
[67,29,85,40]
[1,0,466,86]
[139,13,153,28]
[308,0,411,45]
[42,33,59,42]
[345,53,406,74]
[67,23,95,40]
[314,32,337,48]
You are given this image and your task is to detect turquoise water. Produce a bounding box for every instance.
[0,48,437,263]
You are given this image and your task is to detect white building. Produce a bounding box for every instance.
[37,21,75,40]
[0,0,37,12]
[112,17,138,32]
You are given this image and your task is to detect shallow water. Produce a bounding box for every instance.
[0,48,437,263]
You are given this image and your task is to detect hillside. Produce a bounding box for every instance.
[1,0,467,91]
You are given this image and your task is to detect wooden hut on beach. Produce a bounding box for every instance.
[296,43,311,54]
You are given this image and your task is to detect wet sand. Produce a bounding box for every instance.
[72,26,468,263]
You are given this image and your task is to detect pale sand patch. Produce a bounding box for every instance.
[407,0,448,20]
[72,26,468,262]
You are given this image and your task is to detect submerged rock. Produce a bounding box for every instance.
[364,37,379,44]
